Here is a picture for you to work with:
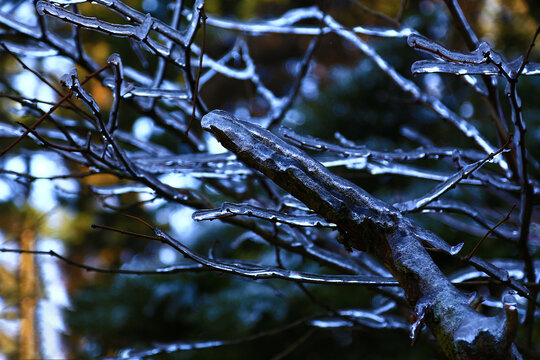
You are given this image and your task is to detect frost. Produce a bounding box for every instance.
[0,2,536,358]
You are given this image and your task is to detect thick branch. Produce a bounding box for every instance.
[201,110,520,359]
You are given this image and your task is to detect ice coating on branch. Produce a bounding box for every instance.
[193,202,337,228]
[280,127,485,161]
[61,68,100,114]
[0,42,58,57]
[47,0,87,3]
[107,53,124,78]
[36,1,185,66]
[410,296,431,343]
[134,14,153,40]
[152,226,399,286]
[394,151,506,212]
[132,153,251,180]
[107,53,124,132]
[37,2,135,37]
[103,76,189,99]
[408,34,490,64]
[323,14,508,172]
[0,11,42,37]
[450,242,464,255]
[522,62,540,75]
[102,76,188,99]
[183,0,205,46]
[201,110,530,358]
[310,309,407,330]
[192,46,254,80]
[412,60,500,76]
[201,110,396,230]
[205,6,414,38]
[117,339,225,358]
[89,183,153,195]
[1,1,532,356]
[310,319,354,328]
[409,33,540,80]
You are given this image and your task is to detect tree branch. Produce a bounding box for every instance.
[202,110,521,359]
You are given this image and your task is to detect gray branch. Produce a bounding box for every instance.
[201,110,521,359]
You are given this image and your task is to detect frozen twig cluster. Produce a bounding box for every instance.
[0,0,539,358]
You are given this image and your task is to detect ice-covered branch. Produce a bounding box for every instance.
[422,200,519,242]
[408,23,539,345]
[201,110,521,359]
[37,2,154,42]
[153,227,398,286]
[323,14,509,172]
[60,68,100,116]
[193,202,337,228]
[204,7,414,38]
[394,144,509,212]
[0,1,537,357]
[37,1,186,67]
[280,127,486,161]
[0,247,206,275]
[106,53,124,133]
[102,77,189,100]
[409,34,540,77]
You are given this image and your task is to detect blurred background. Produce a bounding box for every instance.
[0,0,540,358]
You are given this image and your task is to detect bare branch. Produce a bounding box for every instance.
[193,202,337,228]
[201,110,521,358]
[465,205,516,260]
[394,140,510,212]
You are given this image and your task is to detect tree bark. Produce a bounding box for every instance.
[202,110,521,360]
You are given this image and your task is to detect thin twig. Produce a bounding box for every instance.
[271,328,315,360]
[396,0,408,23]
[16,121,82,152]
[186,5,207,135]
[0,247,204,275]
[442,0,514,176]
[114,315,312,358]
[518,22,540,75]
[0,41,90,120]
[267,17,323,129]
[122,213,155,230]
[91,223,161,241]
[351,0,401,28]
[0,169,96,180]
[0,63,112,157]
[465,205,516,260]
